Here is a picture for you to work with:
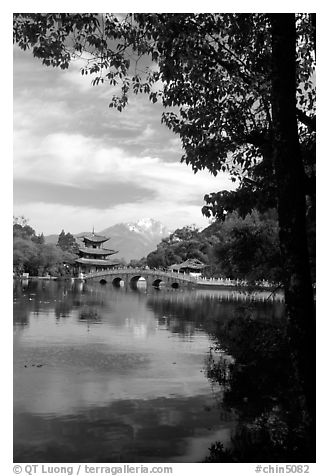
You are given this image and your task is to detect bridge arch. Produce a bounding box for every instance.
[152,278,163,289]
[99,278,107,285]
[112,277,124,287]
[171,282,179,289]
[130,275,146,289]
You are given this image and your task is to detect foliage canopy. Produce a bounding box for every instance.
[13,13,315,217]
[13,218,78,276]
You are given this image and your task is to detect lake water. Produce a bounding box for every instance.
[13,279,284,463]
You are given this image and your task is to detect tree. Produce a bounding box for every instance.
[32,232,45,245]
[270,15,315,434]
[212,210,282,282]
[57,229,79,253]
[13,215,36,240]
[13,218,76,276]
[146,225,209,268]
[129,257,146,268]
[13,12,315,430]
[13,215,45,244]
[145,213,282,281]
[13,217,44,275]
[38,243,67,275]
[13,237,39,275]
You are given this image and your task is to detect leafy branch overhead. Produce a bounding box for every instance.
[13,14,315,182]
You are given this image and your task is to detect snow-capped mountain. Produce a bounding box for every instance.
[126,218,168,237]
[99,219,170,261]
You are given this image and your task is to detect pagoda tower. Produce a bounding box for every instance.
[75,229,119,274]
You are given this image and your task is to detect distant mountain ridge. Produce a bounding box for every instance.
[44,218,171,261]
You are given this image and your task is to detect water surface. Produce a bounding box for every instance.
[13,280,284,462]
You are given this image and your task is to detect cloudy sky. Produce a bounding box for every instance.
[13,41,235,236]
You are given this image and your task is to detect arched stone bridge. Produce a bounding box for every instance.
[84,268,197,290]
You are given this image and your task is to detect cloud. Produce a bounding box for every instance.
[14,47,177,157]
[14,130,232,199]
[14,178,156,209]
[13,42,236,235]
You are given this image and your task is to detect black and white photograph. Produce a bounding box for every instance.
[11,7,317,472]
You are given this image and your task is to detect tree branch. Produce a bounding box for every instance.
[296,108,316,131]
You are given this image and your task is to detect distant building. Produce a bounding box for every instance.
[75,230,119,274]
[168,258,206,277]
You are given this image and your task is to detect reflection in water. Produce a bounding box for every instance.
[13,280,284,462]
[146,290,284,337]
[14,395,235,463]
[204,311,315,462]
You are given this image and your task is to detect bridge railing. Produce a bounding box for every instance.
[84,267,197,283]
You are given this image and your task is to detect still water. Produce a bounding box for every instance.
[13,279,284,463]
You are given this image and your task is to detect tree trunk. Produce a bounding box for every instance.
[270,14,315,432]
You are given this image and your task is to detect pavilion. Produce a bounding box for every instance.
[168,258,206,276]
[75,230,119,275]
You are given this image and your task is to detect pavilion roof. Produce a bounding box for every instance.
[78,247,118,256]
[169,258,206,271]
[75,258,120,266]
[80,233,109,243]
